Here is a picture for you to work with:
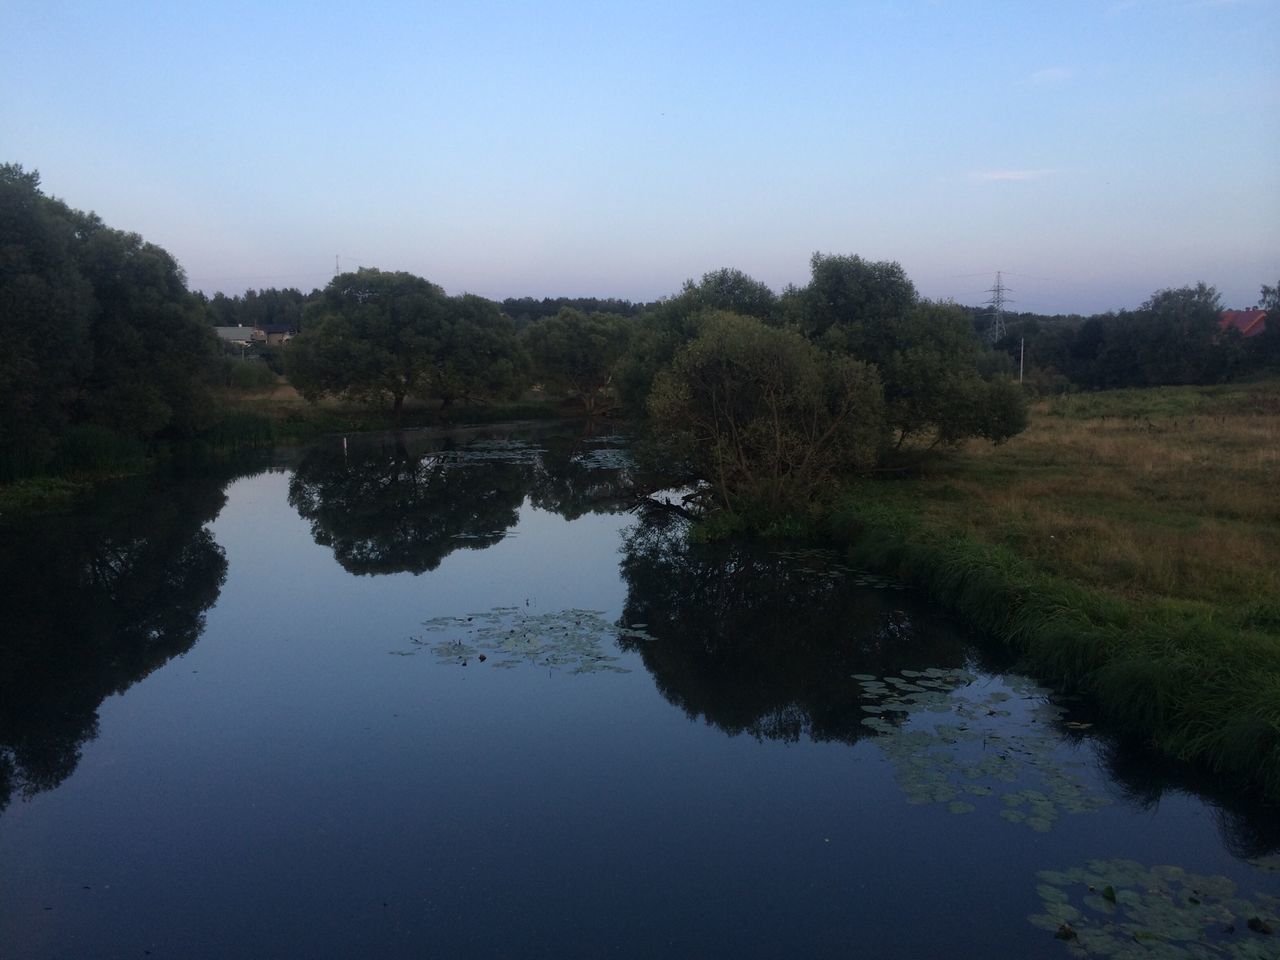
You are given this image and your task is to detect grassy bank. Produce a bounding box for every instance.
[212,383,565,441]
[0,384,568,519]
[828,380,1280,798]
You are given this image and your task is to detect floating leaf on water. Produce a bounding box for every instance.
[406,607,634,675]
[1031,858,1278,959]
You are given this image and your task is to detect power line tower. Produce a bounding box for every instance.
[984,271,1012,344]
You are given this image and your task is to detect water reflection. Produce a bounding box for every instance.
[528,433,634,520]
[616,509,1280,857]
[288,438,529,575]
[616,511,986,744]
[0,466,245,813]
[288,428,635,575]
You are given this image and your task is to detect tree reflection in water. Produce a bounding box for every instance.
[616,509,1279,857]
[616,510,982,745]
[288,437,531,576]
[0,468,238,813]
[288,428,637,576]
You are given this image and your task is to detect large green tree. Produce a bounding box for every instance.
[823,299,1027,448]
[615,267,776,415]
[647,311,885,520]
[287,270,524,420]
[785,252,917,340]
[1,163,217,477]
[780,254,1025,450]
[433,293,526,407]
[287,269,450,421]
[523,307,631,415]
[0,164,94,472]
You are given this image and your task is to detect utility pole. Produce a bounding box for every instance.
[335,254,340,276]
[985,271,1011,344]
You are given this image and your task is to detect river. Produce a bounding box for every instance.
[1,424,1276,959]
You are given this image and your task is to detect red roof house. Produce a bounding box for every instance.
[1219,309,1267,338]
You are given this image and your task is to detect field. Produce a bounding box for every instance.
[831,380,1280,798]
[904,382,1280,610]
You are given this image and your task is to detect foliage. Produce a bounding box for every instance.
[500,295,643,329]
[201,286,307,330]
[1251,280,1280,370]
[523,308,631,414]
[822,299,1027,448]
[287,270,524,421]
[1017,283,1247,389]
[785,252,917,340]
[287,269,449,420]
[433,293,527,406]
[647,311,885,520]
[615,267,777,415]
[0,163,218,478]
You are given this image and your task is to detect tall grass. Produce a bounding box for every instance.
[828,380,1280,799]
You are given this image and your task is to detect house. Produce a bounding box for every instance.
[215,325,255,347]
[1219,309,1267,339]
[253,323,295,346]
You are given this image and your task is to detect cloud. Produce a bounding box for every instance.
[973,169,1059,182]
[1027,66,1074,86]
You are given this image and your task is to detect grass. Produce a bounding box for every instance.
[213,382,565,440]
[828,380,1280,799]
[0,476,87,519]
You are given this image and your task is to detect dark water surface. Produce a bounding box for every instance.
[2,425,1277,959]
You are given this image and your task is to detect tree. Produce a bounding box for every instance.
[823,300,1027,448]
[432,293,526,407]
[615,267,776,416]
[0,164,94,473]
[75,216,218,438]
[1251,280,1280,369]
[1,164,218,476]
[647,311,885,520]
[523,308,631,415]
[1135,283,1237,385]
[287,269,449,421]
[287,271,524,420]
[787,252,917,340]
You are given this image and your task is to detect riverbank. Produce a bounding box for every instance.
[0,385,567,520]
[211,383,565,441]
[827,380,1280,799]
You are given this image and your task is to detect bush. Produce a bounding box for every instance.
[648,311,885,522]
[228,358,277,390]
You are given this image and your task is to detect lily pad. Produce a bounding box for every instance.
[409,607,634,674]
[1031,858,1278,959]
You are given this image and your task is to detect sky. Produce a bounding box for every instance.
[2,0,1277,314]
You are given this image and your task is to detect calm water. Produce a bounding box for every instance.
[1,425,1277,960]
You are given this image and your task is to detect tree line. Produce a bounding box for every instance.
[4,162,1275,513]
[986,284,1279,392]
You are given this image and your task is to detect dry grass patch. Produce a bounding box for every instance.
[901,382,1280,609]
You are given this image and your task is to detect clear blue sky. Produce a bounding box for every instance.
[3,0,1277,313]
